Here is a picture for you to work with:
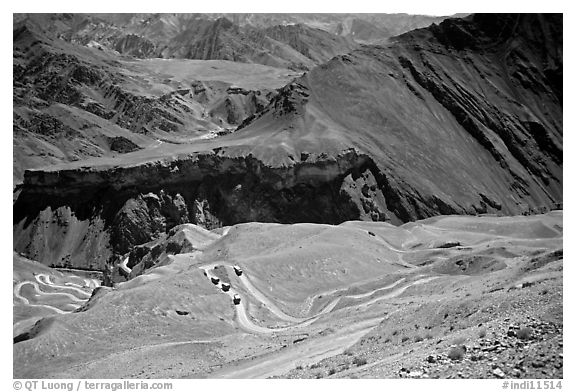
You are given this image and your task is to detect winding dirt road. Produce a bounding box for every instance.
[35,274,94,296]
[229,266,305,323]
[14,273,95,315]
[200,264,438,336]
[212,317,386,378]
[198,258,441,378]
[201,266,305,334]
[357,276,439,309]
[22,281,86,302]
[14,282,69,314]
[347,278,406,299]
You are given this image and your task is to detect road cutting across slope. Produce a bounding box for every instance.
[227,266,305,323]
[357,276,439,309]
[14,272,95,315]
[210,273,438,378]
[21,281,87,303]
[35,274,93,297]
[347,278,407,299]
[201,266,303,334]
[211,316,389,379]
[200,263,438,335]
[14,282,68,314]
[64,282,85,288]
[63,339,218,378]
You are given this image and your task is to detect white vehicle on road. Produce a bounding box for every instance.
[233,294,241,305]
[233,265,243,276]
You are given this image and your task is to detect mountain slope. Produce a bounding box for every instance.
[13,14,562,272]
[13,17,300,184]
[16,13,453,69]
[219,13,562,221]
[215,13,452,43]
[17,14,360,71]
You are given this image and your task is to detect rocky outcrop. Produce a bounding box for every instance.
[14,140,520,273]
[262,24,357,64]
[113,34,156,58]
[107,136,142,153]
[117,223,208,280]
[112,191,189,254]
[14,148,421,271]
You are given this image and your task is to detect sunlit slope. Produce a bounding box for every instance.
[13,253,235,378]
[210,14,561,218]
[14,212,562,378]
[200,222,406,312]
[198,212,562,314]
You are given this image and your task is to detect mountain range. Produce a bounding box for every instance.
[13,13,562,272]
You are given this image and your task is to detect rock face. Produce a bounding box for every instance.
[14,149,391,270]
[112,34,156,58]
[13,14,562,275]
[112,191,189,255]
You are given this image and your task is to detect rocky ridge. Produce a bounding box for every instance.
[17,14,361,71]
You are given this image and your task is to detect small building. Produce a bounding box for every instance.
[221,282,231,292]
[211,276,220,285]
[233,294,241,305]
[233,265,243,276]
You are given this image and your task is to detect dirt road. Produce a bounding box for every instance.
[35,274,93,297]
[14,273,94,315]
[200,264,438,336]
[13,282,68,314]
[211,317,385,378]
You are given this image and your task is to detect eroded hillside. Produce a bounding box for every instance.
[14,14,562,274]
[13,18,301,184]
